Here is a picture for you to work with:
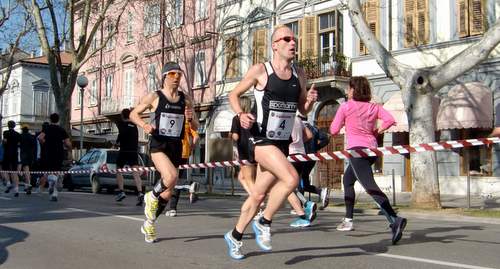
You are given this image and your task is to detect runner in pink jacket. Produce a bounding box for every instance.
[329,76,407,245]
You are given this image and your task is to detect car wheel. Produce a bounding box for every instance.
[91,175,101,194]
[63,174,75,192]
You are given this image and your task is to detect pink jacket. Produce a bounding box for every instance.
[330,100,396,149]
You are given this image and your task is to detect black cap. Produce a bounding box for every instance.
[161,62,182,75]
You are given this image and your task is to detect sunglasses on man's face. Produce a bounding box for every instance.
[166,72,181,79]
[273,36,297,43]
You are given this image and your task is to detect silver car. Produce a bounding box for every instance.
[64,148,151,193]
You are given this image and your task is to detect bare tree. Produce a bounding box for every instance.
[0,1,32,96]
[22,0,128,132]
[345,0,500,208]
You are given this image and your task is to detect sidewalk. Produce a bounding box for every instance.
[322,189,500,225]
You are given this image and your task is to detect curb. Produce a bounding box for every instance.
[324,206,500,225]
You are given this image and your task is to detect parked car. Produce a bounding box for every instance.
[64,148,152,194]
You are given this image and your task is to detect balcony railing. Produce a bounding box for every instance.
[296,55,351,80]
[101,95,140,114]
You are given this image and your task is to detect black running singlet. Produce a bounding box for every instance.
[253,62,301,140]
[151,90,186,141]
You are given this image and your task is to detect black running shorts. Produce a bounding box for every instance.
[149,136,183,167]
[117,151,139,168]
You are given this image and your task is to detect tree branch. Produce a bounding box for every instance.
[347,0,407,88]
[429,20,500,90]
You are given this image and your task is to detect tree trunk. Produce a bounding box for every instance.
[406,72,441,208]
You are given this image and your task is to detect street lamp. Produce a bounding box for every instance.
[76,75,88,158]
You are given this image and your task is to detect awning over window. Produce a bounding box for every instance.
[213,110,235,132]
[436,82,492,130]
[383,91,439,133]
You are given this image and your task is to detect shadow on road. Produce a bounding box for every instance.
[0,225,29,266]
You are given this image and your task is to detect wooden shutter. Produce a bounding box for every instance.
[252,29,268,65]
[404,0,415,46]
[359,0,379,55]
[416,0,429,44]
[404,0,428,47]
[470,0,485,36]
[299,16,318,60]
[225,37,239,79]
[457,0,469,37]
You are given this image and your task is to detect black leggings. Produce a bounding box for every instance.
[343,152,397,222]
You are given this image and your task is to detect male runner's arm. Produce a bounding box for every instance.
[130,92,157,134]
[184,93,199,131]
[296,67,317,116]
[228,64,265,129]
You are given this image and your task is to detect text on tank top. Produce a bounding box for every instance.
[153,90,186,139]
[253,62,301,140]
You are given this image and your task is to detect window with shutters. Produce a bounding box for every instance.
[166,0,184,27]
[144,2,160,36]
[105,75,113,97]
[34,90,48,116]
[359,0,380,55]
[403,0,429,47]
[224,37,239,79]
[105,22,115,50]
[194,50,206,86]
[319,12,336,66]
[457,0,487,38]
[126,12,134,43]
[89,79,98,106]
[195,0,208,21]
[147,64,158,92]
[252,28,268,65]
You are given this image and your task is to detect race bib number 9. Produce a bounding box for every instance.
[159,112,184,137]
[266,111,295,140]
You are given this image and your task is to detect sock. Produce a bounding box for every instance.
[152,179,167,198]
[259,217,272,226]
[232,228,243,241]
[344,218,353,222]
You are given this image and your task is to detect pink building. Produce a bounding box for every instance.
[72,0,216,151]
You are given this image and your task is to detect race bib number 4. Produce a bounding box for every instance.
[266,111,295,140]
[159,112,184,137]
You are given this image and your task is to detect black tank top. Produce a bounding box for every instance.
[152,90,186,141]
[253,62,301,140]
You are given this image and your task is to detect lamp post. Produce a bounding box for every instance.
[76,75,88,158]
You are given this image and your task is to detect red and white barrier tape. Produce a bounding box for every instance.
[1,137,499,175]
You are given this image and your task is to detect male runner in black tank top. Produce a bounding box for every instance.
[223,25,318,259]
[130,62,199,243]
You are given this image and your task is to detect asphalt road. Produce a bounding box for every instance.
[1,190,499,269]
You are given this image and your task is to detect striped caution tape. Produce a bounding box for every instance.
[1,137,499,175]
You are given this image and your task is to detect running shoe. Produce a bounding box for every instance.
[141,222,157,243]
[189,181,200,193]
[136,193,144,206]
[165,209,177,217]
[304,201,317,222]
[336,218,354,231]
[289,217,311,228]
[320,188,330,209]
[252,219,272,251]
[115,191,126,202]
[50,196,58,202]
[224,231,244,260]
[144,192,159,221]
[189,192,198,204]
[13,192,19,197]
[4,185,13,193]
[391,217,407,245]
[26,185,32,195]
